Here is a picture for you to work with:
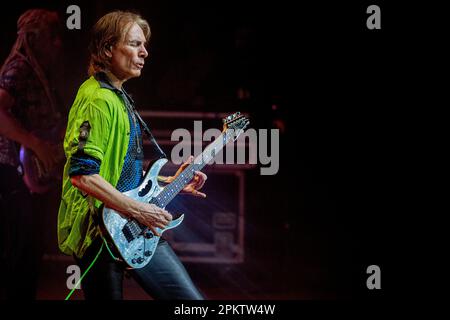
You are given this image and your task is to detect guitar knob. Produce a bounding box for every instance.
[144,231,154,239]
[131,258,137,264]
[136,257,144,264]
[144,250,152,257]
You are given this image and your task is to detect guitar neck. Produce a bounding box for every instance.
[150,129,235,208]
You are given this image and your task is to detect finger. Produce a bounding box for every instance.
[158,208,172,220]
[194,171,207,181]
[191,182,202,191]
[155,222,167,229]
[190,174,201,183]
[192,189,207,198]
[150,219,166,229]
[187,177,199,189]
[181,155,193,166]
[158,214,171,225]
[155,207,172,221]
[149,226,161,237]
[190,178,204,190]
[194,171,207,189]
[176,165,186,174]
[163,212,173,221]
[184,184,197,193]
[175,156,194,177]
[151,204,167,214]
[177,162,190,175]
[196,181,205,190]
[195,171,207,180]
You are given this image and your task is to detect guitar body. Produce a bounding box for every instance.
[101,158,184,269]
[101,112,249,269]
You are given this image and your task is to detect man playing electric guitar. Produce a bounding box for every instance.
[58,11,208,300]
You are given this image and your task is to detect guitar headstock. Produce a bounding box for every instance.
[222,112,250,132]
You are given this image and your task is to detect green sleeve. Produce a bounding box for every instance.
[68,98,111,163]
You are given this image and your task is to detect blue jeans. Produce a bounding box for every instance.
[76,237,204,300]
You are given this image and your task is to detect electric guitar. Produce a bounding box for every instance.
[101,112,249,269]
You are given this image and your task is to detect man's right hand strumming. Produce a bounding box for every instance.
[132,201,172,236]
[70,173,172,235]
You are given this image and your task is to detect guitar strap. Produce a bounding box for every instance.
[132,108,167,160]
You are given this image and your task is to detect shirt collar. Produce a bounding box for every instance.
[94,72,135,106]
[94,71,118,91]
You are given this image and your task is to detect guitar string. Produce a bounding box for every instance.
[103,118,248,272]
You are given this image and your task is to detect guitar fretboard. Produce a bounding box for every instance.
[150,129,236,208]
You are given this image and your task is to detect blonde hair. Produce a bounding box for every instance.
[88,11,150,76]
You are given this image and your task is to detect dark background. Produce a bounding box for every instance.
[0,0,402,300]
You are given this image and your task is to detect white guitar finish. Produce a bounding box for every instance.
[101,112,249,268]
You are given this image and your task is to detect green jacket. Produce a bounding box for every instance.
[57,75,130,258]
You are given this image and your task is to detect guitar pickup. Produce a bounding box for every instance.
[122,220,144,242]
[122,224,135,242]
